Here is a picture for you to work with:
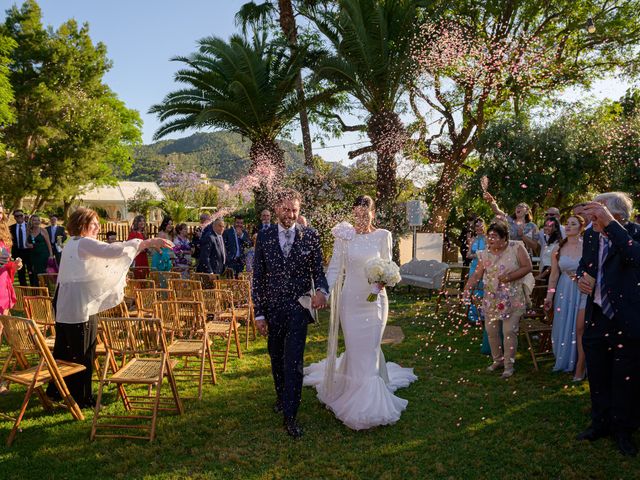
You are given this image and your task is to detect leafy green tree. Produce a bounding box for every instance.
[127,187,161,217]
[161,199,197,224]
[0,0,141,213]
[306,0,424,228]
[453,95,640,221]
[0,33,15,129]
[410,0,640,231]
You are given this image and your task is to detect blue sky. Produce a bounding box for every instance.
[1,0,636,164]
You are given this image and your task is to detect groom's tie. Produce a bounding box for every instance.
[283,229,293,258]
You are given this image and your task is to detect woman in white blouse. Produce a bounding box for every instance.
[46,208,172,407]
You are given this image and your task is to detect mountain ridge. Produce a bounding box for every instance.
[126,131,307,183]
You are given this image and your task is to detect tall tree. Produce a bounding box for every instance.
[409,0,640,231]
[306,0,424,229]
[0,33,15,128]
[0,0,141,213]
[235,1,316,169]
[150,33,330,207]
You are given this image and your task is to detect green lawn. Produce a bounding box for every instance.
[1,292,638,480]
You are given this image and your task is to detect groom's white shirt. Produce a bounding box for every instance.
[278,223,297,252]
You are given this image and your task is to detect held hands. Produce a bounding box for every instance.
[578,272,595,295]
[15,257,22,270]
[311,291,328,310]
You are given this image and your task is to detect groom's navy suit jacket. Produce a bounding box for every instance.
[252,224,328,322]
[577,221,640,338]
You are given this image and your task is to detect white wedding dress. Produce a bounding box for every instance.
[303,224,417,430]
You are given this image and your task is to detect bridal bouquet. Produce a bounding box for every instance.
[364,258,401,301]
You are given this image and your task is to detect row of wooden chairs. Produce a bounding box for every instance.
[1,288,246,444]
[124,277,256,349]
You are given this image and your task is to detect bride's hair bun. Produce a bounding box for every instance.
[353,195,375,211]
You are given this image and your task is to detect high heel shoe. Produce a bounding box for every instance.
[572,372,587,382]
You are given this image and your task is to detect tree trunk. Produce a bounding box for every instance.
[250,138,285,214]
[62,198,75,221]
[367,110,406,230]
[428,154,465,233]
[278,0,314,169]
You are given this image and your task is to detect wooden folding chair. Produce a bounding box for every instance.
[24,296,56,350]
[215,279,256,348]
[12,286,49,314]
[135,289,176,318]
[238,272,252,282]
[168,279,202,301]
[91,317,183,442]
[37,273,58,296]
[197,289,242,371]
[99,301,131,319]
[155,300,216,399]
[94,302,131,378]
[124,279,156,305]
[434,267,468,315]
[0,315,85,446]
[190,272,219,289]
[519,285,554,371]
[149,271,181,288]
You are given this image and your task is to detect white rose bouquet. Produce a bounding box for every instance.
[364,257,401,302]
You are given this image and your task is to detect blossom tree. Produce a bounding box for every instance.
[409,0,640,231]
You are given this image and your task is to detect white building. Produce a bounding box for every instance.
[77,181,165,222]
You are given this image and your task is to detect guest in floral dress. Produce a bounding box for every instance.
[173,223,193,278]
[464,221,534,378]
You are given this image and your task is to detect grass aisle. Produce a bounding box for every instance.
[1,292,638,479]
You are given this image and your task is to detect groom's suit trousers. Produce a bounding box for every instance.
[267,308,309,419]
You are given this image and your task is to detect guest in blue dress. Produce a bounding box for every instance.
[465,219,495,355]
[151,217,174,287]
[544,215,587,380]
[467,219,486,324]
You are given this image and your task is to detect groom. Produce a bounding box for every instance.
[252,188,328,438]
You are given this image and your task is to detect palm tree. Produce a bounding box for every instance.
[150,34,309,197]
[306,0,423,225]
[235,1,316,169]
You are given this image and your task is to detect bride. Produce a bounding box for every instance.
[304,195,417,430]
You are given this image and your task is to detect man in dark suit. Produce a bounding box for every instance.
[576,192,640,457]
[223,214,249,276]
[196,217,227,275]
[259,209,272,232]
[252,189,328,438]
[9,209,32,286]
[45,216,66,266]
